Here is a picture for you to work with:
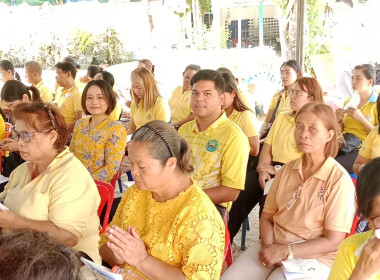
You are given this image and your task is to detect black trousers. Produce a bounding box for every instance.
[228,155,263,242]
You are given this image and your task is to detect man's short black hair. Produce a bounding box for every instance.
[55,61,77,79]
[190,69,225,94]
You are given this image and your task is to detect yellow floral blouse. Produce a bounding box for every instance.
[99,184,225,279]
[69,117,127,183]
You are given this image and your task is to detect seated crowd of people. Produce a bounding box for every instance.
[0,56,379,280]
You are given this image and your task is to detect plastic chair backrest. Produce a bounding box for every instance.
[347,178,360,237]
[95,179,114,234]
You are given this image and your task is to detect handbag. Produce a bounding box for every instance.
[260,94,283,140]
[339,132,361,155]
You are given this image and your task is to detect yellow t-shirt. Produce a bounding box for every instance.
[55,85,83,124]
[228,109,258,138]
[264,156,356,267]
[0,115,5,141]
[328,231,380,280]
[342,92,379,141]
[264,112,302,163]
[359,127,380,159]
[130,97,170,129]
[35,80,53,102]
[99,184,225,280]
[0,148,101,263]
[168,86,192,124]
[69,117,127,183]
[178,112,249,208]
[109,101,123,121]
[268,90,291,116]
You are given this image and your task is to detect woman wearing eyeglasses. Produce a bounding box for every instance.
[222,103,356,280]
[0,102,101,264]
[329,157,380,280]
[229,77,325,242]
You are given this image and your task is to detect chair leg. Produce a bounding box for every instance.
[118,178,123,193]
[247,217,250,231]
[241,217,248,251]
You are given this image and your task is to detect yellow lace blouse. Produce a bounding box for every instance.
[99,184,225,279]
[69,117,127,183]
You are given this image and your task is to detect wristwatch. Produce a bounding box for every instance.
[286,243,294,260]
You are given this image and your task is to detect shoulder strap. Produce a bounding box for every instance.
[269,93,283,124]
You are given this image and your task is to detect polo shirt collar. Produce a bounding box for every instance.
[61,85,77,95]
[34,80,43,88]
[368,91,378,103]
[292,156,335,181]
[192,112,227,134]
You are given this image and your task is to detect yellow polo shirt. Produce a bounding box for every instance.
[268,90,291,116]
[0,115,5,141]
[168,86,192,123]
[130,97,170,129]
[264,156,356,266]
[34,80,53,102]
[329,231,380,280]
[228,109,257,138]
[109,101,123,121]
[359,126,380,159]
[0,148,101,263]
[178,112,249,208]
[264,112,302,163]
[342,92,378,141]
[55,85,83,124]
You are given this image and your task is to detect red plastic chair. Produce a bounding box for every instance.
[224,227,233,268]
[347,178,360,237]
[95,179,115,234]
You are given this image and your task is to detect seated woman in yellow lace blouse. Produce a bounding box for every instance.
[69,80,127,183]
[99,120,225,280]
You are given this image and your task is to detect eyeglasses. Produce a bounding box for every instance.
[368,215,380,229]
[11,130,46,143]
[289,89,310,98]
[287,184,304,210]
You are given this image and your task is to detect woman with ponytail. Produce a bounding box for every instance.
[100,120,225,280]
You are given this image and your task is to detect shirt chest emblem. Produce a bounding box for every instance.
[206,139,219,152]
[64,93,71,98]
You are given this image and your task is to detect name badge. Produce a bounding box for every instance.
[65,93,71,98]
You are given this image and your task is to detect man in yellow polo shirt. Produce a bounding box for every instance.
[55,61,83,133]
[24,61,53,102]
[178,69,249,217]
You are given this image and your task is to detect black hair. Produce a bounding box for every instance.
[131,120,194,174]
[281,59,303,78]
[216,67,235,78]
[1,80,41,102]
[222,73,251,112]
[0,60,20,81]
[99,70,115,87]
[87,65,101,79]
[357,158,380,218]
[184,64,201,73]
[55,61,77,79]
[190,69,225,94]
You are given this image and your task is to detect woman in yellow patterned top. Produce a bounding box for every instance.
[127,67,170,135]
[69,80,127,183]
[100,120,225,280]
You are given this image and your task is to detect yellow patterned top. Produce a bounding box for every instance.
[69,117,127,183]
[99,184,225,280]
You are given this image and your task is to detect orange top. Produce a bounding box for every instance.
[263,156,356,266]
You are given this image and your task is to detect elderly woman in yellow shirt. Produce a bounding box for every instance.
[127,67,170,135]
[222,103,356,280]
[0,102,101,263]
[69,80,127,183]
[169,64,200,129]
[100,120,225,280]
[335,64,378,173]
